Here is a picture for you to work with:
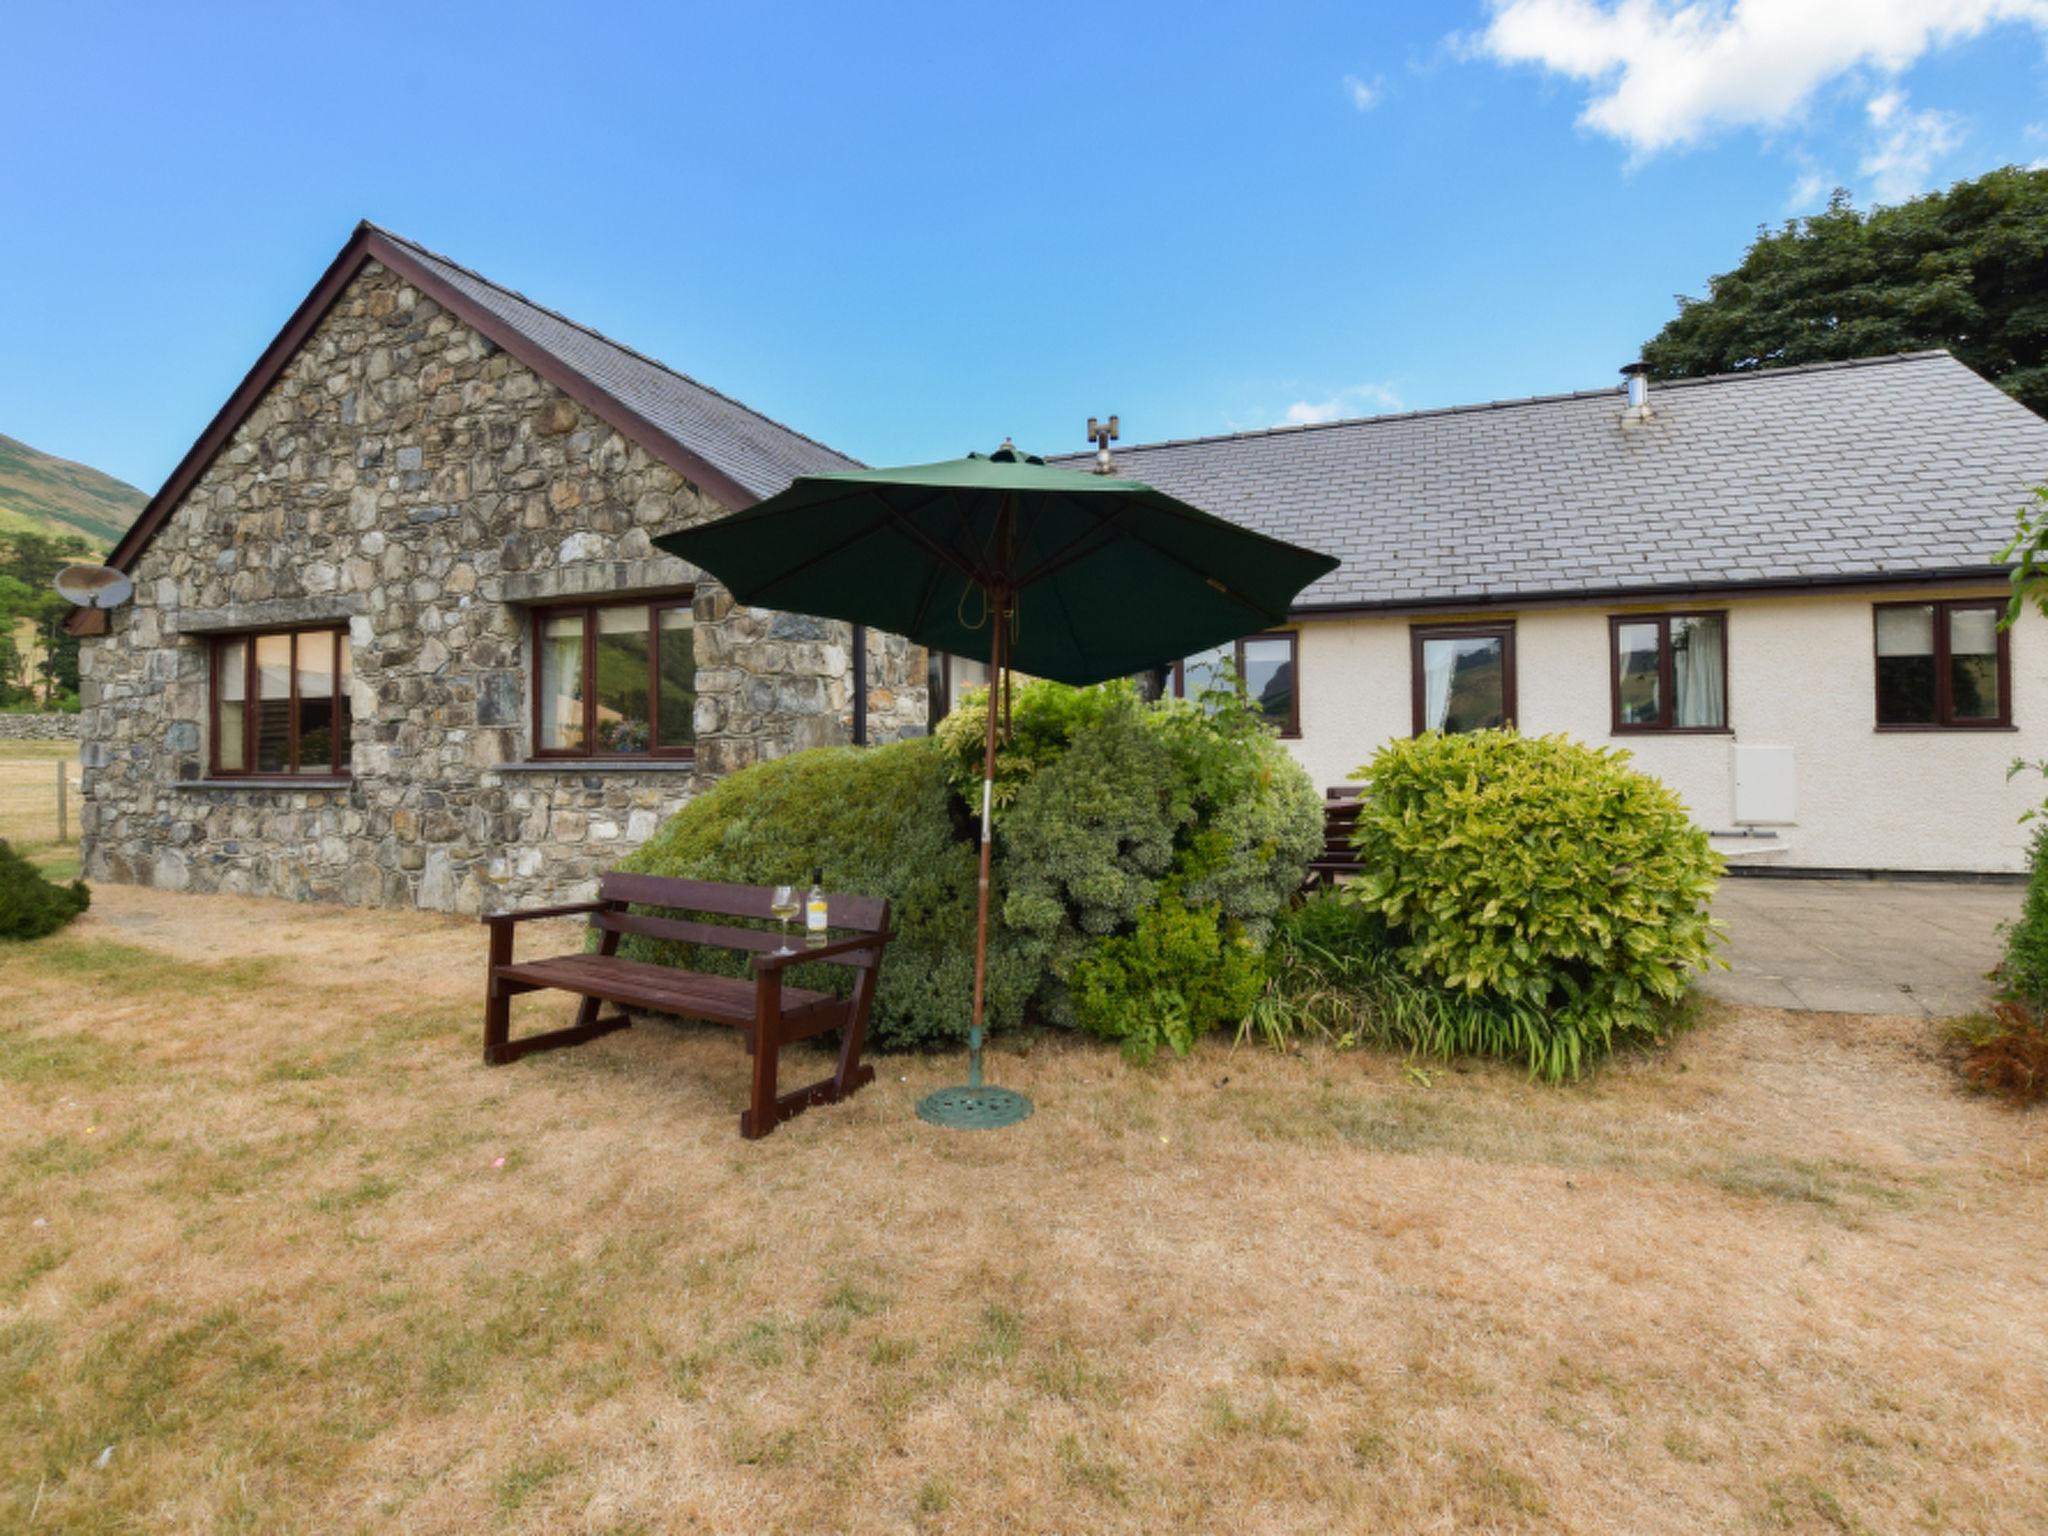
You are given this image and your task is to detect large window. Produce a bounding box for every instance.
[927,651,991,729]
[1411,623,1515,735]
[209,627,352,778]
[1875,600,2010,729]
[533,596,695,758]
[1172,632,1299,736]
[1611,612,1728,732]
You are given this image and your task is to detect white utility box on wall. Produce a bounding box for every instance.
[1731,745,1798,825]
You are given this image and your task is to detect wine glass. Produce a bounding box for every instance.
[769,885,800,955]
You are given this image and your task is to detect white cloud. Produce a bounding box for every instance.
[1786,169,1836,210]
[1283,383,1404,426]
[1470,0,2047,155]
[1343,72,1382,110]
[1859,91,1964,200]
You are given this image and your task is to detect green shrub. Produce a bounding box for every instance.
[627,676,1321,1055]
[1243,888,1558,1065]
[989,678,1319,1032]
[0,839,90,941]
[1998,822,2048,1007]
[1070,886,1265,1062]
[615,739,1038,1049]
[934,677,1134,812]
[1343,731,1721,1079]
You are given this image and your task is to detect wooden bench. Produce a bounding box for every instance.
[481,872,894,1139]
[1307,785,1364,887]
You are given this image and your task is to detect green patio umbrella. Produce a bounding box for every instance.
[656,442,1339,1128]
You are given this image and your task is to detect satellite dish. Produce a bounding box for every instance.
[53,564,135,610]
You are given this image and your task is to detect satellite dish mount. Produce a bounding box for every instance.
[54,564,135,611]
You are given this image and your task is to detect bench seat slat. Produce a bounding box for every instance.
[495,953,840,1027]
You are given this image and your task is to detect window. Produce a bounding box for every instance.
[532,596,695,757]
[1171,631,1299,736]
[1411,623,1515,735]
[927,651,991,728]
[1875,600,2011,729]
[209,627,352,778]
[1610,612,1728,732]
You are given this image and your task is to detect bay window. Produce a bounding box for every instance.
[1875,600,2010,729]
[209,627,352,777]
[533,596,695,757]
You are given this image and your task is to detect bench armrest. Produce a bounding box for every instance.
[753,930,896,973]
[481,900,610,926]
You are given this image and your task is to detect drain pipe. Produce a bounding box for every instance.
[851,623,868,746]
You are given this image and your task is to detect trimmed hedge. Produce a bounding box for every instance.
[1344,730,1721,1079]
[0,839,90,941]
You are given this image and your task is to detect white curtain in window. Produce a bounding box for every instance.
[1422,640,1457,731]
[1672,615,1726,728]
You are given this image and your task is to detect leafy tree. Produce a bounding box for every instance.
[0,529,94,707]
[1643,167,2048,416]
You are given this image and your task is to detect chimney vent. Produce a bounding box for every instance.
[1621,361,1651,412]
[1086,414,1121,474]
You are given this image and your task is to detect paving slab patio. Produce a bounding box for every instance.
[1701,876,2023,1017]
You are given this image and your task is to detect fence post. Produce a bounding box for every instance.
[57,760,68,844]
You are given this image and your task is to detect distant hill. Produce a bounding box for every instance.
[0,432,147,551]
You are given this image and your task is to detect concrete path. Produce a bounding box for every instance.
[1700,877,2022,1017]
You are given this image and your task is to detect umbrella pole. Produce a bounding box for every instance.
[918,582,1032,1129]
[967,586,1005,1089]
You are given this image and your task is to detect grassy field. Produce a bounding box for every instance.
[2,885,2044,1533]
[0,738,80,881]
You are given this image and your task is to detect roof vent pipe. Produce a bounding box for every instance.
[1621,361,1650,411]
[1086,414,1120,474]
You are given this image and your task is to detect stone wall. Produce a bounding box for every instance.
[0,713,79,741]
[80,259,923,912]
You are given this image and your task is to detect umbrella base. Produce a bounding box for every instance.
[916,1084,1034,1130]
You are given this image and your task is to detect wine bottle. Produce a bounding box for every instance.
[805,867,828,945]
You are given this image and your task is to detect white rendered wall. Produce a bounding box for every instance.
[1284,589,2047,874]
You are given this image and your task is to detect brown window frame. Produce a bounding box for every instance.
[1608,611,1731,734]
[1410,622,1517,736]
[207,624,352,780]
[528,592,697,761]
[1872,599,2013,731]
[1170,630,1302,738]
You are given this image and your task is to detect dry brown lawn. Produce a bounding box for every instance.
[2,886,2045,1534]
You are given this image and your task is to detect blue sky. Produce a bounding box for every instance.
[4,1,2046,494]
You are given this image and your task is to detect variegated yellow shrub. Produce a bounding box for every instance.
[1343,730,1722,1079]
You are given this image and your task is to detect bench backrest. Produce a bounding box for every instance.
[595,872,890,970]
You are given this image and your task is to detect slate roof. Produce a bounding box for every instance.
[370,225,862,497]
[91,223,865,602]
[1051,353,2048,612]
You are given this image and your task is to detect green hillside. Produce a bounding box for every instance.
[0,432,147,551]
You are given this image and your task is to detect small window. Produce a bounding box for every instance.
[532,596,695,758]
[1610,612,1728,732]
[209,627,352,777]
[1875,600,2010,729]
[927,652,991,728]
[1412,623,1515,735]
[1171,631,1299,736]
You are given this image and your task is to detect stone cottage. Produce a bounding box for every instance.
[74,222,924,912]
